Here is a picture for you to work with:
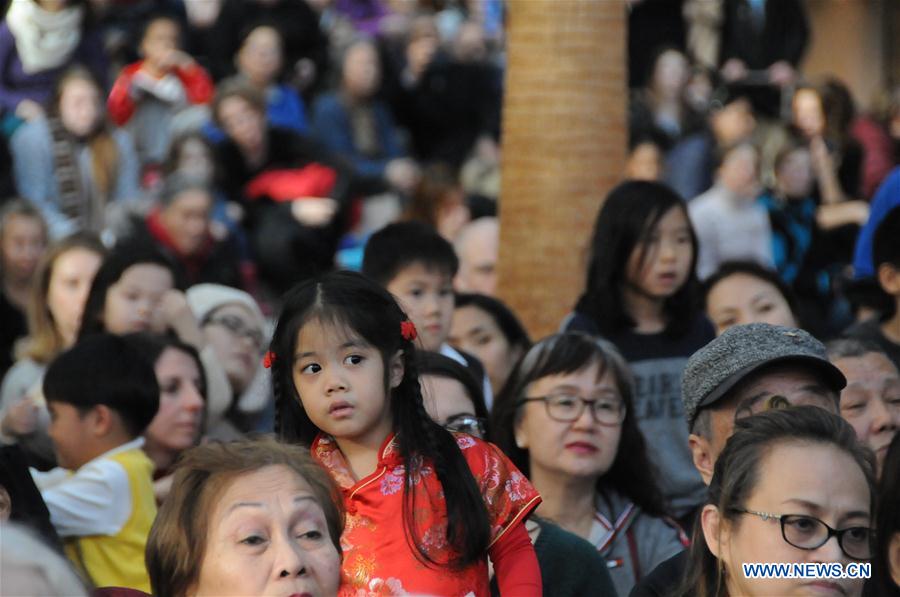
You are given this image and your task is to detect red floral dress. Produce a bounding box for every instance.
[311,432,541,596]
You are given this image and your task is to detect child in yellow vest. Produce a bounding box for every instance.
[30,334,160,592]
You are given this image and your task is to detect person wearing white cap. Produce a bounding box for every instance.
[187,284,271,434]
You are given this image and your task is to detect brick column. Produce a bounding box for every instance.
[497,0,627,339]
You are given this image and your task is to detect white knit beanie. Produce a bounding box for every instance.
[186,284,265,329]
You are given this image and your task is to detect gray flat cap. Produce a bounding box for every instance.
[682,323,846,429]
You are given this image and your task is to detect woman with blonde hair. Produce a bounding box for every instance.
[0,232,105,469]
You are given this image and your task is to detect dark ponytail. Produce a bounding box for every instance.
[271,271,491,568]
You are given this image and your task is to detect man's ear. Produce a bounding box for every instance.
[877,262,900,295]
[388,350,405,389]
[689,433,715,486]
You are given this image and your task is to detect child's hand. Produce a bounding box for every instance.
[159,49,194,71]
[156,289,206,348]
[15,99,44,121]
[2,397,39,436]
[157,288,192,327]
[291,198,338,227]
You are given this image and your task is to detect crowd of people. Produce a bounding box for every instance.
[1,0,900,595]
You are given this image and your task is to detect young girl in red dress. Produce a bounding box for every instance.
[267,270,542,596]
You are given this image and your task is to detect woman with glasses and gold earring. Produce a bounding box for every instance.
[490,332,689,597]
[676,406,876,597]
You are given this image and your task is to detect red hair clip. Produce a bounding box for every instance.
[263,350,277,369]
[400,320,417,342]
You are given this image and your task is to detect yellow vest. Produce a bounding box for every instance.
[64,447,157,592]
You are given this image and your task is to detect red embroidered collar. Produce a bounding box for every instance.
[311,432,402,491]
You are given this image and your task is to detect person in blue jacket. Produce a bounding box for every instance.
[312,39,418,195]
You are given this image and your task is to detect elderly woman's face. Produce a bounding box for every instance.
[194,465,341,597]
[160,188,213,257]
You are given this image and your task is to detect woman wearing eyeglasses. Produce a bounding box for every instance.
[418,351,490,439]
[491,332,688,597]
[677,406,875,597]
[186,284,271,436]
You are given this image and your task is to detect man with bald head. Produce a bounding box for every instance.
[453,217,498,296]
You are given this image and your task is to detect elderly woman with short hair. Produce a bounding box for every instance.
[145,437,343,597]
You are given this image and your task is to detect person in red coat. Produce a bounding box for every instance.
[107,14,213,174]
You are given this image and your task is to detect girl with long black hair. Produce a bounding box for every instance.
[268,270,541,595]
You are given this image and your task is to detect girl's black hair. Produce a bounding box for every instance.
[78,247,182,340]
[574,180,700,338]
[454,293,531,352]
[490,332,670,518]
[270,270,490,569]
[416,351,490,437]
[875,433,900,597]
[702,260,800,317]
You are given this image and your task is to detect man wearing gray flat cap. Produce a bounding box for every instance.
[630,323,846,597]
[683,323,844,485]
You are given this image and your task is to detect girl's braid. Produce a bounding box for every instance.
[271,355,287,440]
